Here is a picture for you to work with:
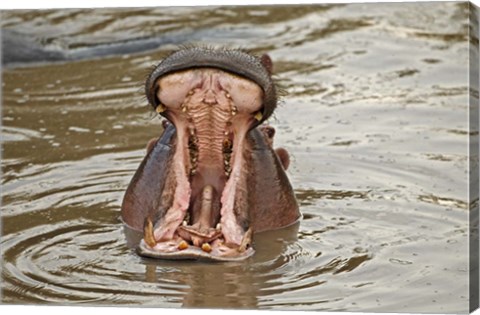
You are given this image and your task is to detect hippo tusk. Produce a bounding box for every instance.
[238,227,253,253]
[143,217,157,248]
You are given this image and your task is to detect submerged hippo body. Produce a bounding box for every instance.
[121,47,300,261]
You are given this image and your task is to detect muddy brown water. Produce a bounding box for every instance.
[1,2,476,312]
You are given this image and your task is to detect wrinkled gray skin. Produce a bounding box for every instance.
[121,48,300,261]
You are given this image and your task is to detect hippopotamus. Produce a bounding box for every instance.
[121,47,300,261]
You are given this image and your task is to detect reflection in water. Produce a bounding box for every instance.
[142,262,260,308]
[126,223,300,309]
[1,2,473,313]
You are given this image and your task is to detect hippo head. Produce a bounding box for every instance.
[121,47,299,261]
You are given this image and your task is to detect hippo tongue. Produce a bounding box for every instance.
[177,185,223,246]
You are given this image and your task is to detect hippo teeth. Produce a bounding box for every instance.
[143,217,157,248]
[177,240,189,250]
[238,227,253,253]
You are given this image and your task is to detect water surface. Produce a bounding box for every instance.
[1,2,475,313]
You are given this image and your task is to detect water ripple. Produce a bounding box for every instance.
[1,2,471,313]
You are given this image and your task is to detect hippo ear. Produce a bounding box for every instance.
[260,54,273,75]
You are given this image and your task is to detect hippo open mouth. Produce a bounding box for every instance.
[121,48,299,262]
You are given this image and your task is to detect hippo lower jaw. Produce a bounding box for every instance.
[139,67,263,261]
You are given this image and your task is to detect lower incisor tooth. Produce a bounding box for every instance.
[156,104,166,114]
[216,223,221,230]
[178,240,189,250]
[201,243,212,253]
[143,217,156,248]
